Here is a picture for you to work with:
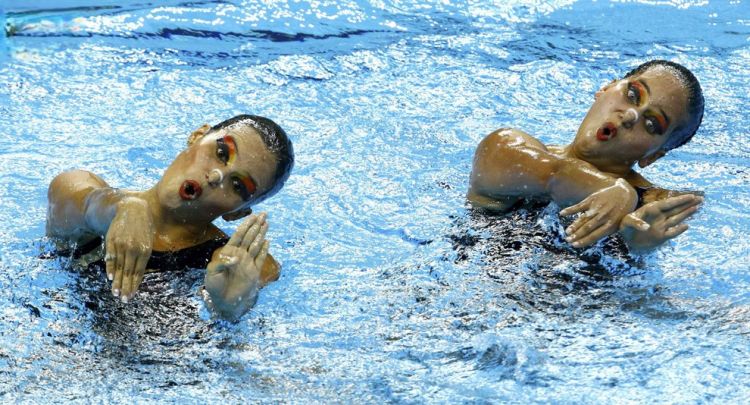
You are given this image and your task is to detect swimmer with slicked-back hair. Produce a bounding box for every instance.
[47,115,294,321]
[468,60,705,251]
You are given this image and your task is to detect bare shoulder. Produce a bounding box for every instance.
[46,170,109,241]
[48,170,108,201]
[475,128,547,155]
[468,128,552,211]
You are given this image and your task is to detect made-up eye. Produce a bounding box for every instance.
[627,83,641,105]
[231,175,257,201]
[216,138,230,164]
[215,136,237,165]
[644,116,661,135]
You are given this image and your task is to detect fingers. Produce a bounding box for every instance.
[662,198,703,219]
[565,212,589,236]
[664,223,689,239]
[106,240,150,302]
[569,221,613,248]
[566,212,605,243]
[111,249,124,298]
[255,240,269,269]
[120,251,136,301]
[126,251,149,301]
[105,236,116,282]
[246,222,268,257]
[560,200,588,217]
[657,194,703,213]
[226,214,259,247]
[664,205,700,228]
[240,213,267,250]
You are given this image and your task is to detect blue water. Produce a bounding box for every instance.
[1,0,749,402]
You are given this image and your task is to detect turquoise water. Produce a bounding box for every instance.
[1,0,749,402]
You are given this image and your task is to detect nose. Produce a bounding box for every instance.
[206,168,224,187]
[622,108,639,129]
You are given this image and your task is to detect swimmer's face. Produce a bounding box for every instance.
[573,66,690,168]
[158,125,278,218]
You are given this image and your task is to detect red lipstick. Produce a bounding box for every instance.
[179,180,202,200]
[596,123,617,141]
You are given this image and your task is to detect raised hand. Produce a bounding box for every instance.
[203,213,270,321]
[619,194,703,251]
[104,197,154,302]
[559,178,638,248]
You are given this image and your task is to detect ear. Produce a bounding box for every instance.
[221,207,253,222]
[187,124,211,147]
[595,79,617,100]
[638,149,666,168]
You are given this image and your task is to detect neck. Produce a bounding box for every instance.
[561,143,636,178]
[140,186,217,251]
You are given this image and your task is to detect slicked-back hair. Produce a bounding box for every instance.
[624,60,704,151]
[210,114,294,204]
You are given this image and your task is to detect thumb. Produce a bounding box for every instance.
[621,213,650,232]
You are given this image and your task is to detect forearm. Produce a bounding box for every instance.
[546,158,635,207]
[83,188,145,235]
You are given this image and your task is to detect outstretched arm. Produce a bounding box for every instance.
[203,213,279,322]
[468,129,637,246]
[47,170,154,301]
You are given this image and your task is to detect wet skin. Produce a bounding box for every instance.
[47,123,281,319]
[468,66,704,250]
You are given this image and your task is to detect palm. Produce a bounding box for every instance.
[204,213,270,319]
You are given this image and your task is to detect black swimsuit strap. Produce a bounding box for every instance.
[146,237,229,270]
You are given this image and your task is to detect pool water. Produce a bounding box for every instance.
[2,0,749,402]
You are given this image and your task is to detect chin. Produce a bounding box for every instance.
[572,129,597,156]
[156,179,185,210]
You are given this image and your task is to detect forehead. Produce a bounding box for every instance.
[206,124,277,189]
[632,66,690,128]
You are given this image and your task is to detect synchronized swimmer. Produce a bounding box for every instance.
[46,115,293,321]
[46,60,705,320]
[468,60,704,251]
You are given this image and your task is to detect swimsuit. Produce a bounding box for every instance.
[56,236,229,272]
[634,185,651,207]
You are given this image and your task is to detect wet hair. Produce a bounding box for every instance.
[210,114,294,203]
[624,60,704,151]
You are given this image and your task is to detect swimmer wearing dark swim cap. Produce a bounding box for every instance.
[47,115,294,321]
[468,60,705,251]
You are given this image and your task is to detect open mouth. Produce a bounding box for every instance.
[179,180,202,200]
[596,123,617,141]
